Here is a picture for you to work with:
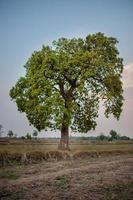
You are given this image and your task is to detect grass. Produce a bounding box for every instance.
[0,139,133,154]
[0,139,133,166]
[0,169,20,180]
[104,181,133,200]
[0,153,133,200]
[54,175,70,188]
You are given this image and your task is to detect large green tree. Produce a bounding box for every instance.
[10,33,123,150]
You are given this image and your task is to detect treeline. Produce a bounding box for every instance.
[0,124,131,141]
[71,130,131,141]
[0,124,38,139]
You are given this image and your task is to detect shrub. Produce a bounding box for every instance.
[21,136,25,139]
[54,175,69,188]
[0,151,10,166]
[45,151,70,161]
[26,151,45,162]
[0,151,23,166]
[120,136,130,140]
[97,134,109,141]
[73,151,99,159]
[8,152,22,162]
[26,133,32,140]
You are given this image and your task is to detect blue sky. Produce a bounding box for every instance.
[0,0,133,137]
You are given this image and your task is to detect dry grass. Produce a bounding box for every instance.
[0,138,133,154]
[0,154,133,200]
[0,148,133,167]
[0,139,133,167]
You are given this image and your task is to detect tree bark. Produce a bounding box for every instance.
[58,80,72,150]
[58,123,70,150]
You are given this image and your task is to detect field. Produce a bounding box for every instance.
[0,138,133,153]
[0,139,133,200]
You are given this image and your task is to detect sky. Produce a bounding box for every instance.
[0,0,133,138]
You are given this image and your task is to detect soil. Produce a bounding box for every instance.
[0,154,133,200]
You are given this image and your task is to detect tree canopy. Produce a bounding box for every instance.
[109,129,119,140]
[10,33,123,149]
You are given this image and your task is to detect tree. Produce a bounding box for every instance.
[26,133,32,140]
[10,33,123,150]
[32,130,38,138]
[7,130,14,138]
[0,124,3,137]
[109,130,118,140]
[21,136,26,140]
[120,135,130,140]
[98,134,107,141]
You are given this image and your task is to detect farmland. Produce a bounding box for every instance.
[0,138,133,153]
[0,139,133,199]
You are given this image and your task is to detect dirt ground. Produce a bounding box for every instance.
[0,154,133,200]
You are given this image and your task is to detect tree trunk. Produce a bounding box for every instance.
[58,123,70,150]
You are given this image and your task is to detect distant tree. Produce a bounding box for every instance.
[0,124,3,137]
[26,133,32,140]
[109,130,118,140]
[32,130,38,138]
[120,135,130,140]
[21,136,26,139]
[7,130,14,138]
[10,33,124,150]
[98,134,107,141]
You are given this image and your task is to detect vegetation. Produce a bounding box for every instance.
[10,33,123,150]
[97,134,109,141]
[25,133,32,140]
[0,148,133,167]
[120,135,130,140]
[109,129,119,140]
[7,130,14,138]
[0,138,133,167]
[0,137,132,199]
[72,131,131,141]
[0,170,20,180]
[54,175,69,188]
[0,124,3,137]
[32,130,38,138]
[21,136,26,139]
[0,153,132,200]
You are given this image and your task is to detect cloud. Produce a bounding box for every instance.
[122,63,133,88]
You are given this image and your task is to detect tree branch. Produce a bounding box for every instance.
[58,79,66,99]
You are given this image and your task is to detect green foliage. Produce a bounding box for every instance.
[109,130,119,140]
[98,134,108,141]
[10,33,123,133]
[54,175,69,188]
[26,133,32,140]
[32,130,38,138]
[21,136,26,139]
[120,135,130,140]
[0,170,20,180]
